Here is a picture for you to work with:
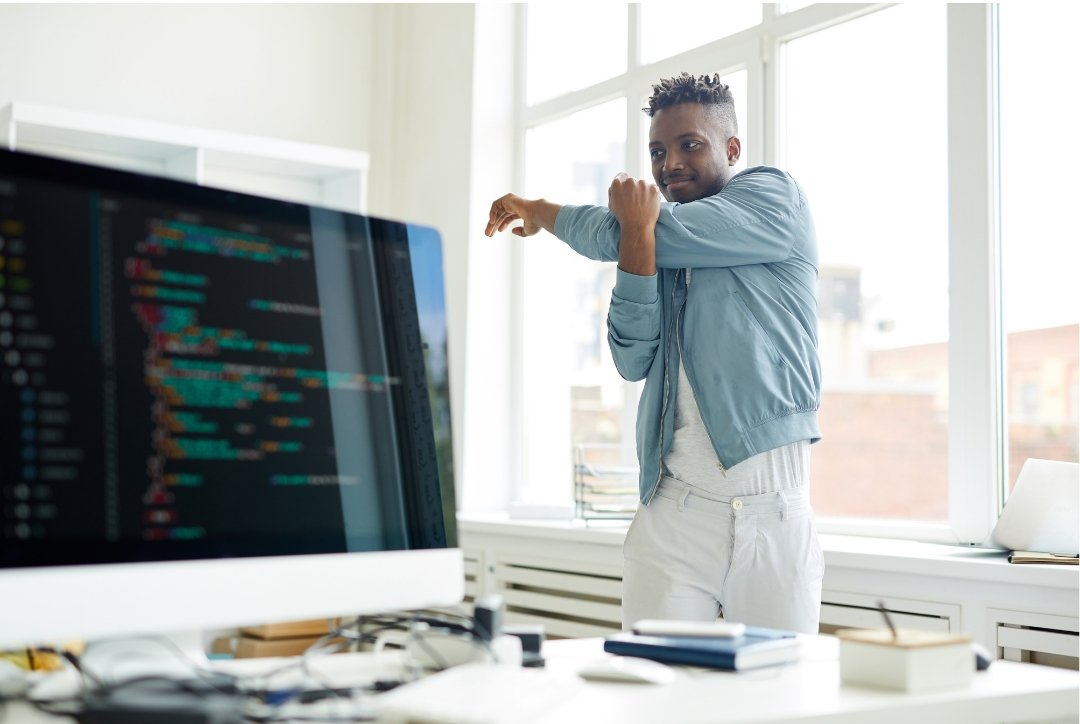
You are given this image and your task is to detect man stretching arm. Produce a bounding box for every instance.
[486,73,824,634]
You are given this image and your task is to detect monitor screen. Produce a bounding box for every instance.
[0,149,462,649]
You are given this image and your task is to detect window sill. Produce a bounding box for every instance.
[456,512,1078,591]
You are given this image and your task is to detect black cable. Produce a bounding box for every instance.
[240,620,397,718]
[405,627,450,671]
[15,642,358,723]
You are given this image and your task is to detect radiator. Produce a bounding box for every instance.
[465,549,622,638]
[990,608,1079,670]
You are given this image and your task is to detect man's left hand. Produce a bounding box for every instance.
[608,173,661,233]
[609,173,659,276]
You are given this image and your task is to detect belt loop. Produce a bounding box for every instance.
[778,491,788,521]
[676,486,690,512]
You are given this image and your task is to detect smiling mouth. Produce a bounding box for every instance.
[664,176,693,188]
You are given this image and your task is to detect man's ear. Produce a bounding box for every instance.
[727,136,742,166]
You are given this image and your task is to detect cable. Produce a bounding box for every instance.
[16,609,500,723]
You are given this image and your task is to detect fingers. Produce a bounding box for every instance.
[609,173,657,194]
[608,173,661,228]
[490,210,519,234]
[608,173,660,202]
[609,172,631,193]
[486,197,517,237]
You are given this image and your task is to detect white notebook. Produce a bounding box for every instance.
[989,458,1078,555]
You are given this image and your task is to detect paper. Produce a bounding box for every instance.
[1008,550,1079,565]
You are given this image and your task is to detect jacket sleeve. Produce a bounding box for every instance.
[607,268,661,382]
[554,167,806,269]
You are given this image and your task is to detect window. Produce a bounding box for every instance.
[783,5,951,522]
[525,5,626,104]
[639,3,760,64]
[998,5,1080,491]
[508,5,1075,542]
[520,101,627,503]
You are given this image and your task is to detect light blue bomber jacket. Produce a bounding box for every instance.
[553,166,822,504]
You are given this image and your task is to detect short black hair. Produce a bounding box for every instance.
[643,72,738,135]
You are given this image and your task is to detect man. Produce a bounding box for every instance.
[485,73,823,633]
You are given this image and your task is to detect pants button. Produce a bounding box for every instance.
[731,499,743,511]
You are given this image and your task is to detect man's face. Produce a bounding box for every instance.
[649,103,741,203]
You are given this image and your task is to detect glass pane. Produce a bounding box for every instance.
[639,3,761,64]
[998,5,1080,491]
[526,6,626,105]
[521,100,628,503]
[783,5,949,521]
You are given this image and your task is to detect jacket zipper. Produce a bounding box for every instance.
[677,267,727,478]
[649,269,683,504]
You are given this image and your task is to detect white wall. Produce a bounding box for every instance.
[365,5,481,508]
[460,5,517,511]
[0,4,376,150]
[367,4,520,512]
[0,3,497,508]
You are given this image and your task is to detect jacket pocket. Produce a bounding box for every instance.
[731,291,786,368]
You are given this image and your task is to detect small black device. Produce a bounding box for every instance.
[504,623,546,667]
[472,594,505,641]
[972,642,993,671]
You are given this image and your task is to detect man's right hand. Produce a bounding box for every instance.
[485,194,560,238]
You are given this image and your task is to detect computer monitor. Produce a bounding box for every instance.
[0,149,463,652]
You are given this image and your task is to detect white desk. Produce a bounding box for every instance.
[537,636,1079,723]
[7,635,1078,723]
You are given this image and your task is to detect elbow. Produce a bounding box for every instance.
[612,361,646,383]
[608,340,656,382]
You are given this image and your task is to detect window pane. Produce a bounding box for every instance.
[521,100,628,503]
[639,3,761,65]
[783,5,949,521]
[998,6,1080,490]
[526,6,626,105]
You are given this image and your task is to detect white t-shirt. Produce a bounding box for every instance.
[661,359,809,498]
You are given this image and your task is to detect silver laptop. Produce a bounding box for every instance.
[989,458,1079,555]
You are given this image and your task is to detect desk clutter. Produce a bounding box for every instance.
[12,598,536,722]
[4,626,1078,723]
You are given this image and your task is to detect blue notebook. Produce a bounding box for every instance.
[603,627,800,671]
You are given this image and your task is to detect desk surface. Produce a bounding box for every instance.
[7,634,1079,723]
[538,636,1079,723]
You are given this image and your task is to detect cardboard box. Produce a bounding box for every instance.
[239,618,340,640]
[837,628,974,692]
[235,635,347,659]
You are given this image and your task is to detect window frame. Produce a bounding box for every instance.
[510,3,1005,545]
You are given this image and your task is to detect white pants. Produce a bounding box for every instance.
[621,479,824,633]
